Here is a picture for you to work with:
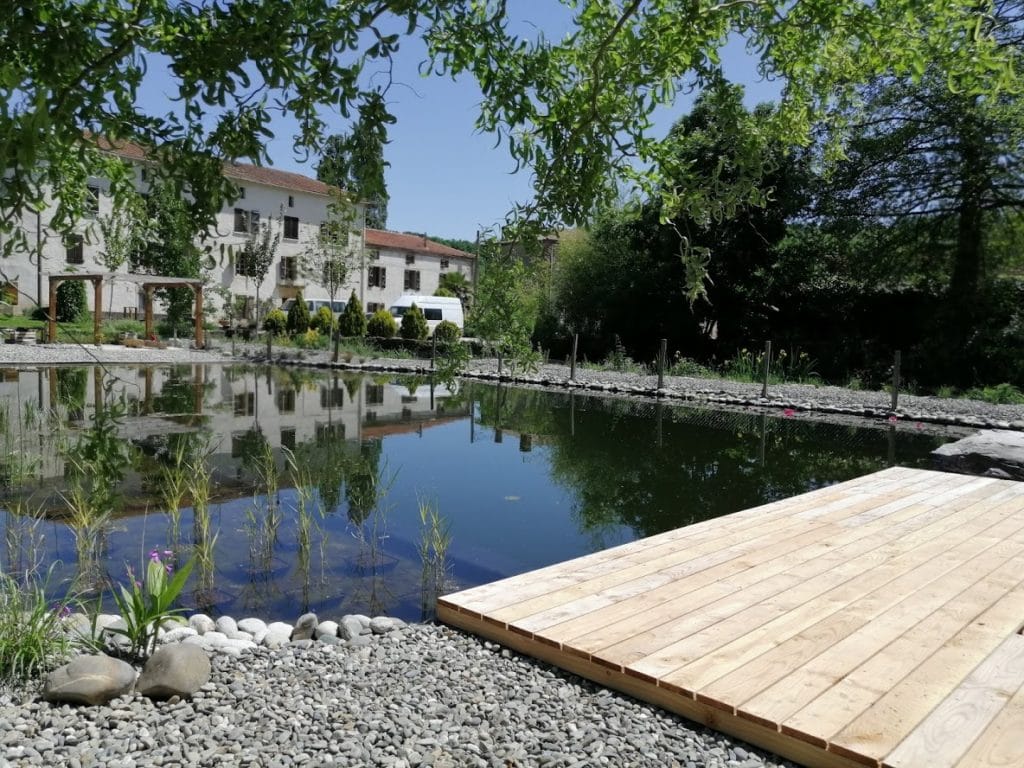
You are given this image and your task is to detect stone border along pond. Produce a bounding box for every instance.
[5,609,796,768]
[250,348,1024,434]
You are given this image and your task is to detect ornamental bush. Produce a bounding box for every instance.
[286,292,310,335]
[433,319,461,343]
[400,303,428,341]
[310,305,335,335]
[338,291,367,337]
[367,309,397,338]
[262,308,287,335]
[56,280,87,323]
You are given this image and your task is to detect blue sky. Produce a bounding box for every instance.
[138,7,780,241]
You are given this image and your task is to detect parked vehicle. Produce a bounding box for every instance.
[281,298,346,317]
[388,295,464,333]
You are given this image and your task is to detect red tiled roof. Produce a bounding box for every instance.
[365,229,475,259]
[92,136,334,197]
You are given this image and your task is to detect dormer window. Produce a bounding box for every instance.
[405,253,415,265]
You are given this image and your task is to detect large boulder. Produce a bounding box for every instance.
[136,644,211,700]
[42,655,136,706]
[932,429,1024,480]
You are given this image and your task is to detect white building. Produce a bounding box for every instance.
[361,229,476,315]
[0,141,475,324]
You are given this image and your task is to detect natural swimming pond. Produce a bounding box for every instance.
[0,364,950,622]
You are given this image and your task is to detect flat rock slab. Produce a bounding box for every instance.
[932,429,1024,480]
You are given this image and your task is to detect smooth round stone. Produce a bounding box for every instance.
[189,614,216,635]
[237,618,268,635]
[214,616,238,635]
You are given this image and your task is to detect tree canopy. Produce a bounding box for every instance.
[1,0,1019,291]
[316,114,390,230]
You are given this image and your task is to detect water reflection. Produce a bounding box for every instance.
[0,365,948,622]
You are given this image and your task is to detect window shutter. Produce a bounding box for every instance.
[381,268,386,289]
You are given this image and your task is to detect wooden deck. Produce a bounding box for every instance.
[438,467,1024,768]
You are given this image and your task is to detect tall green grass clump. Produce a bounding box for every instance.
[0,568,74,684]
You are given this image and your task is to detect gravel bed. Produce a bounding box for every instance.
[0,343,232,366]
[1,624,791,768]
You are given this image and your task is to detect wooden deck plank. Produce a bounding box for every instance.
[883,634,1024,768]
[438,469,1024,768]
[441,468,941,615]
[952,665,1024,768]
[743,550,1024,732]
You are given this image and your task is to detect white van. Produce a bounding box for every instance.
[388,295,464,333]
[281,298,346,317]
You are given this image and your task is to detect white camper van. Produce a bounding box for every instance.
[388,295,464,334]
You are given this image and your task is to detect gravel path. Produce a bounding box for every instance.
[1,625,790,768]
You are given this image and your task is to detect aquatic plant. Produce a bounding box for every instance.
[108,548,193,659]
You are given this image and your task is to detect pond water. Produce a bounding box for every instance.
[0,364,949,622]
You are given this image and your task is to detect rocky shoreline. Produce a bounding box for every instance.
[3,610,791,768]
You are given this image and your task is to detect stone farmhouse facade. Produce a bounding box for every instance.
[0,142,475,323]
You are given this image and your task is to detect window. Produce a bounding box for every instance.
[405,253,416,265]
[86,185,100,217]
[280,428,296,451]
[440,258,449,270]
[367,302,383,313]
[140,168,148,182]
[234,209,260,234]
[368,266,386,288]
[283,216,299,240]
[234,392,255,416]
[64,235,84,264]
[278,257,298,281]
[320,385,344,409]
[365,384,384,405]
[275,388,295,414]
[239,186,246,199]
[423,308,442,321]
[367,249,380,261]
[404,270,420,291]
[316,422,345,441]
[288,195,295,208]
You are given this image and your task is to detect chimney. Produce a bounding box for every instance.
[423,233,428,246]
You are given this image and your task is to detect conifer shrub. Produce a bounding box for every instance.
[433,319,461,343]
[400,303,428,341]
[367,309,397,338]
[286,292,310,335]
[338,291,367,337]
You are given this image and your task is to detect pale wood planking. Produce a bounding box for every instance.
[884,634,1024,768]
[438,469,1024,768]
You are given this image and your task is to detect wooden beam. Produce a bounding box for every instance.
[92,277,102,344]
[144,286,154,340]
[47,278,57,342]
[194,285,204,348]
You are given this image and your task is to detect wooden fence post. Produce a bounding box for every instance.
[657,338,667,390]
[891,350,901,412]
[761,340,772,399]
[570,333,578,380]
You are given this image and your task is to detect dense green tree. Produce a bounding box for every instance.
[55,280,87,323]
[399,303,429,341]
[131,181,203,334]
[435,271,472,305]
[317,110,390,230]
[287,291,310,335]
[471,244,540,372]
[3,0,1015,296]
[338,291,367,337]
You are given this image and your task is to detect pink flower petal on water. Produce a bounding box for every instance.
[783,408,796,417]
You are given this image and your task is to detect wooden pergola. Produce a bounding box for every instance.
[46,273,206,347]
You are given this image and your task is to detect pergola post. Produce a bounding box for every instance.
[144,286,154,340]
[193,285,204,348]
[92,277,103,345]
[47,277,58,343]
